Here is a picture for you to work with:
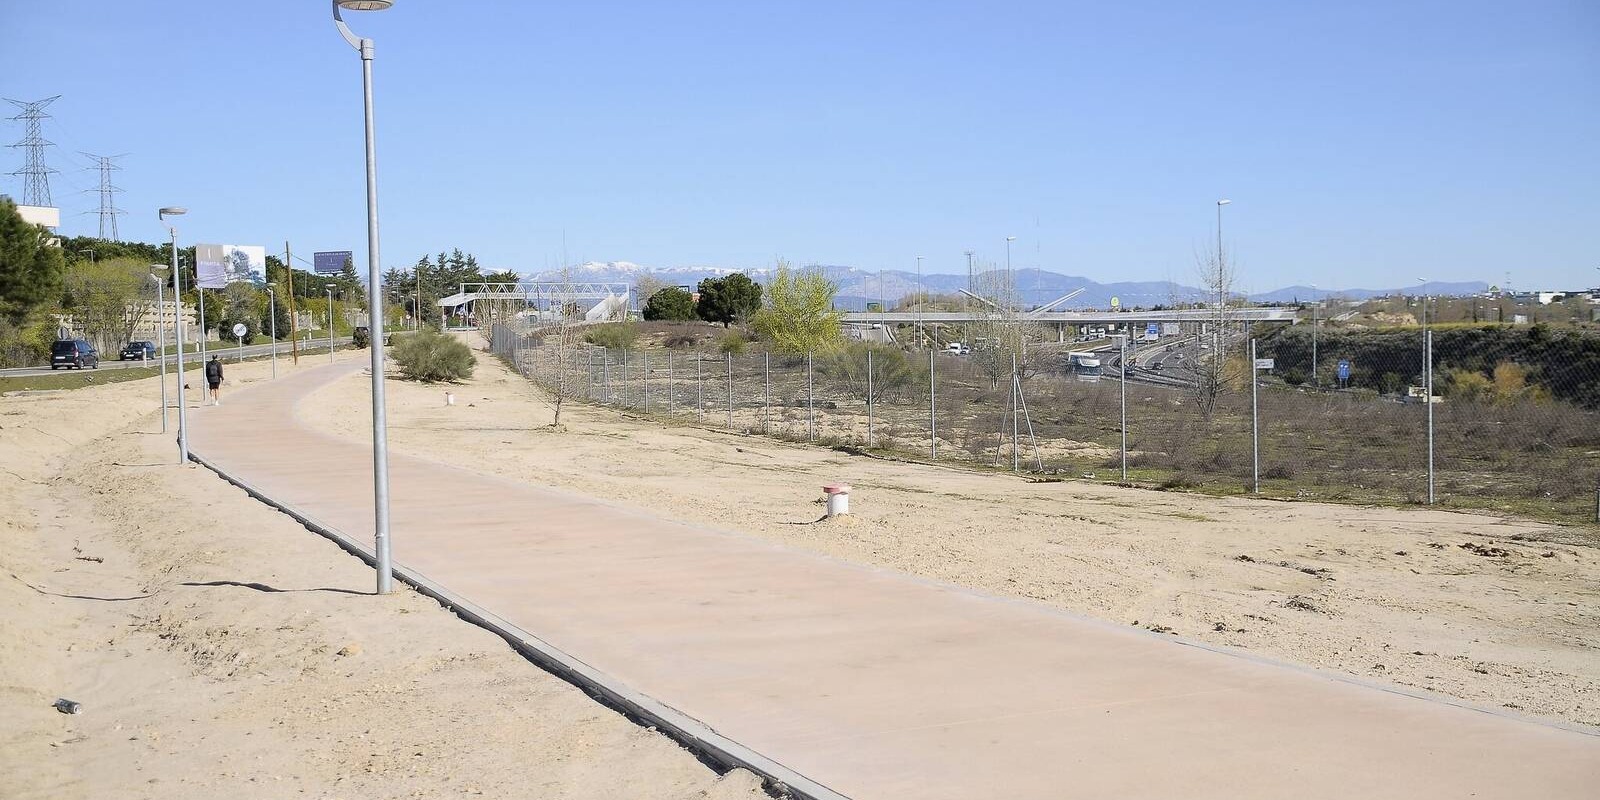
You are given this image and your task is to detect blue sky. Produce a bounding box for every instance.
[3,0,1596,291]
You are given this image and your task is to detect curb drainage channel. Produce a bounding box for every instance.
[188,450,847,800]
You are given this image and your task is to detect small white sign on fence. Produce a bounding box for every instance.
[1253,358,1275,370]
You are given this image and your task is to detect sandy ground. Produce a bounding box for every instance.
[0,355,765,799]
[297,341,1600,729]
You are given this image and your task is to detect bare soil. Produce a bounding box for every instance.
[299,341,1600,728]
[0,356,766,799]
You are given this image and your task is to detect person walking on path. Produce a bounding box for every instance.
[205,355,224,406]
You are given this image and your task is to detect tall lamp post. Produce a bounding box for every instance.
[1215,199,1231,358]
[159,208,189,463]
[149,268,169,433]
[326,284,337,363]
[1309,283,1319,387]
[1419,277,1433,505]
[333,0,395,594]
[266,286,278,379]
[914,255,924,347]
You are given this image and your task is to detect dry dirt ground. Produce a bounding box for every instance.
[0,356,766,799]
[298,342,1600,729]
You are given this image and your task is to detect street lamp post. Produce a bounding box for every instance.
[1309,283,1319,387]
[1215,199,1231,359]
[150,268,169,433]
[266,286,278,379]
[333,0,395,594]
[1004,236,1017,303]
[81,249,95,264]
[159,208,189,463]
[1419,278,1433,504]
[326,284,337,363]
[914,255,924,348]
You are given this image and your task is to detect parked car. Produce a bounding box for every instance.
[120,340,157,361]
[51,339,99,370]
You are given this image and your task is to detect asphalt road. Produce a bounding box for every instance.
[0,338,351,379]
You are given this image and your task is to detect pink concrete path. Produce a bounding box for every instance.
[188,362,1599,799]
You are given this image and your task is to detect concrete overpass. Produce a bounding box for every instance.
[840,308,1299,325]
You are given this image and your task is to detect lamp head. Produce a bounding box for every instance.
[338,0,393,9]
[1217,199,1232,206]
[1006,236,1017,242]
[158,207,187,220]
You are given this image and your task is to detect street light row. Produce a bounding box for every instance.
[155,0,396,595]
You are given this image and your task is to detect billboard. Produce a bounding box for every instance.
[195,244,228,289]
[314,250,352,275]
[223,245,267,286]
[195,244,266,288]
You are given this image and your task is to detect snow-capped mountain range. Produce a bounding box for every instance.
[525,261,1487,311]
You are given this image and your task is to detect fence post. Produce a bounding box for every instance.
[603,346,611,403]
[1251,337,1260,494]
[667,350,674,416]
[763,352,770,434]
[929,349,936,460]
[726,351,734,429]
[866,348,875,447]
[643,351,650,414]
[621,351,629,409]
[696,353,704,421]
[1011,353,1020,473]
[1120,334,1128,483]
[1426,328,1435,504]
[807,351,815,442]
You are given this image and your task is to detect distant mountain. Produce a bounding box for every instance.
[525,262,1486,310]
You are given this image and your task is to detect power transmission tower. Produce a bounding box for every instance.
[5,96,61,206]
[81,152,127,240]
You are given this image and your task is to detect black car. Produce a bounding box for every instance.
[51,339,99,370]
[120,340,157,361]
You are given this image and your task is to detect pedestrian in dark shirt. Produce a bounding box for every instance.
[205,355,223,406]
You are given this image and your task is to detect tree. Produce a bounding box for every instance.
[750,263,843,355]
[65,257,152,351]
[965,268,1046,389]
[0,198,66,325]
[483,269,519,284]
[696,273,762,327]
[632,273,671,314]
[1189,245,1243,419]
[643,287,696,321]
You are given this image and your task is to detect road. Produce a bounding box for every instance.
[0,337,351,379]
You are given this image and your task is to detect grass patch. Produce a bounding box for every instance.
[0,366,163,393]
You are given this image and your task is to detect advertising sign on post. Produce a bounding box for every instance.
[314,251,353,275]
[195,244,228,289]
[1338,359,1351,388]
[222,245,267,286]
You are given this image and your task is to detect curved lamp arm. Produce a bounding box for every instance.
[332,0,367,53]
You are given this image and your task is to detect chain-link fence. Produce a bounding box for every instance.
[489,322,1600,528]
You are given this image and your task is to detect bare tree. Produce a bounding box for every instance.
[547,265,579,428]
[1188,247,1244,419]
[965,266,1048,390]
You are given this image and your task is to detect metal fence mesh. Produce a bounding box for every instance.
[490,322,1600,527]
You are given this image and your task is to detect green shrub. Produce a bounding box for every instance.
[583,322,639,351]
[718,330,749,356]
[391,329,474,382]
[352,327,371,348]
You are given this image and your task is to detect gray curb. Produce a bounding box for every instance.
[188,450,848,800]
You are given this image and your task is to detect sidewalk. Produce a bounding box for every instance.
[187,361,1599,799]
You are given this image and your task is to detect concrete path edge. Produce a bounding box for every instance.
[186,450,848,800]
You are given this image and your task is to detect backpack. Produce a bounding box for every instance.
[206,360,222,380]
